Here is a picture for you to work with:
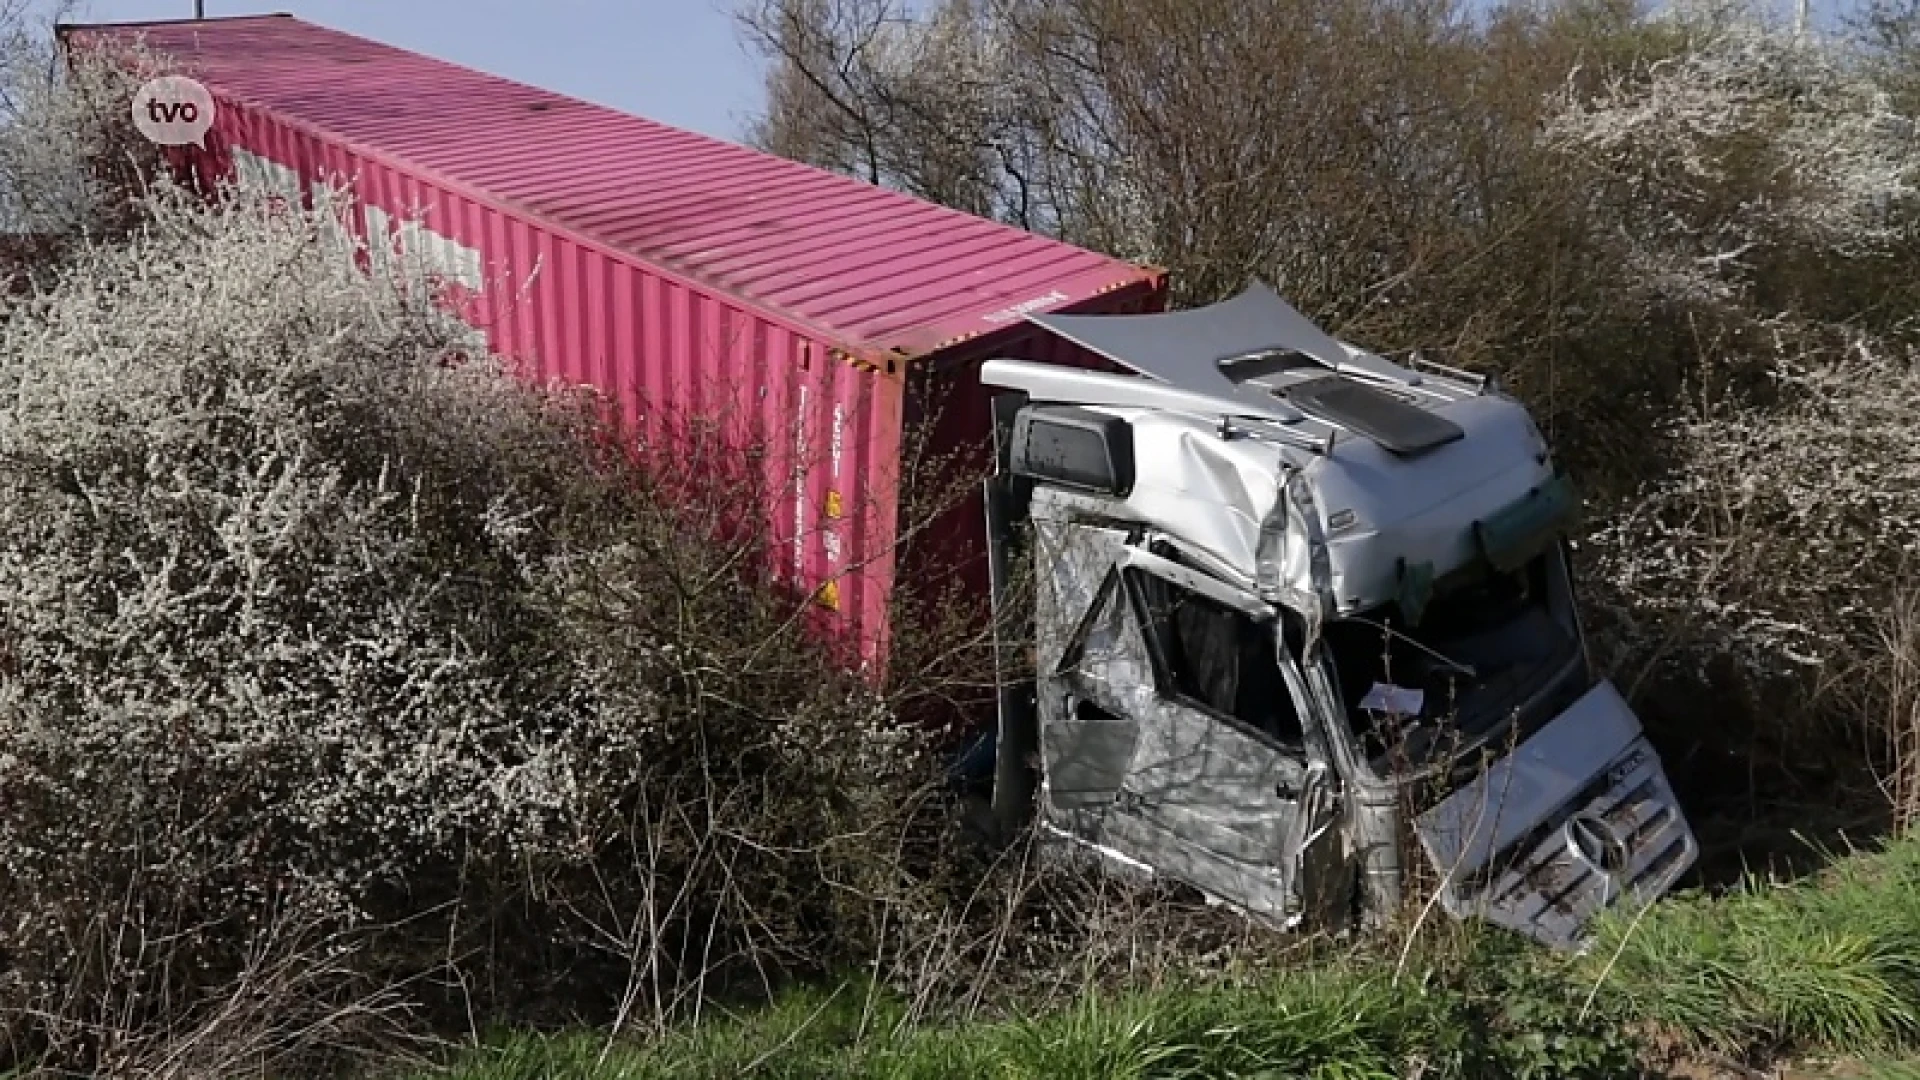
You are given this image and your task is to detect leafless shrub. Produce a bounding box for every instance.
[739,0,1039,224]
[1868,594,1920,835]
[19,893,422,1080]
[867,826,1330,1027]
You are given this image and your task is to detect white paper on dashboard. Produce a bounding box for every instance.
[1359,682,1425,716]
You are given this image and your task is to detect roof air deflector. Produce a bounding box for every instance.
[1025,282,1416,399]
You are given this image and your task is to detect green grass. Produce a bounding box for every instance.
[413,938,1633,1080]
[409,834,1920,1080]
[1847,1058,1920,1078]
[1578,835,1920,1054]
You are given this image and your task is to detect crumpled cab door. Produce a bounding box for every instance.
[1031,516,1349,929]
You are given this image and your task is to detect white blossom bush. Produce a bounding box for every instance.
[1573,317,1920,826]
[1545,9,1920,307]
[1540,5,1920,710]
[1587,326,1920,681]
[0,185,939,1073]
[0,32,161,268]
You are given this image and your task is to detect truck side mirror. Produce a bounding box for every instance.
[1008,404,1135,498]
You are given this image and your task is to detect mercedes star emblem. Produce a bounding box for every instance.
[1566,811,1629,876]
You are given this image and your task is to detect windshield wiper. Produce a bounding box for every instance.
[1337,615,1478,679]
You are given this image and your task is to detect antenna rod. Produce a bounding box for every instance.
[194,0,205,17]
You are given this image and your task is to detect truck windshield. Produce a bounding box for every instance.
[1321,547,1584,771]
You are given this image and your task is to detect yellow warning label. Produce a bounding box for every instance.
[816,579,841,611]
[825,490,844,519]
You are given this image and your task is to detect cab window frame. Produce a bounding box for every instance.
[1122,565,1309,758]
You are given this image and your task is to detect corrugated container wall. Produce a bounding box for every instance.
[60,15,1166,675]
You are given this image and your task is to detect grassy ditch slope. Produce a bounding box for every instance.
[410,834,1920,1080]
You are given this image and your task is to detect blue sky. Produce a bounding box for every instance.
[40,0,770,143]
[29,0,1876,146]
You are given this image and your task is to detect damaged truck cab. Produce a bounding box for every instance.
[979,284,1699,950]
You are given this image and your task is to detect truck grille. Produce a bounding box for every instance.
[1437,737,1697,949]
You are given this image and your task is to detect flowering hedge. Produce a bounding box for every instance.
[0,185,937,1075]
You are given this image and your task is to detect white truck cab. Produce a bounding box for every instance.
[978,284,1698,949]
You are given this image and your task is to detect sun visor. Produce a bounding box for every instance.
[1473,473,1579,574]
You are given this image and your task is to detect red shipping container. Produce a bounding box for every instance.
[59,14,1166,676]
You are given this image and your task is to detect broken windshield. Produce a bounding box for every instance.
[1321,544,1586,772]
